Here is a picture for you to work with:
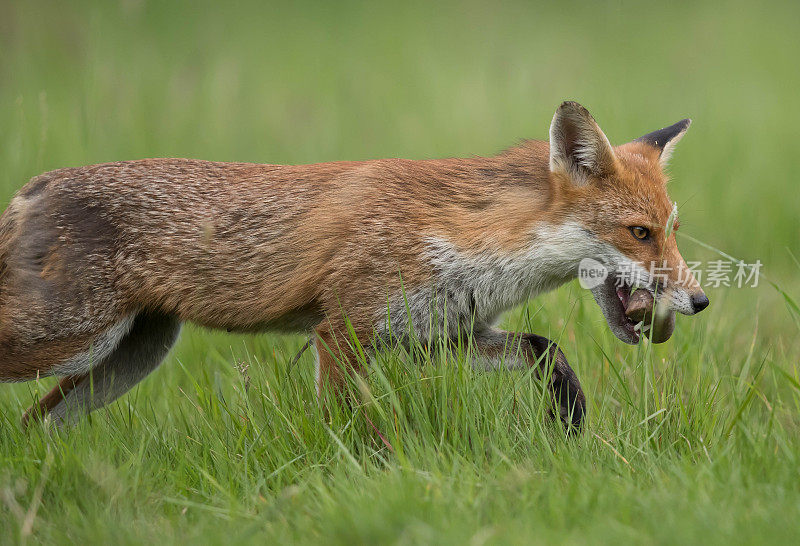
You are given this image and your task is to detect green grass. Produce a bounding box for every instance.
[1,0,800,543]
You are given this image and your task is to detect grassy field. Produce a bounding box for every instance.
[1,0,799,543]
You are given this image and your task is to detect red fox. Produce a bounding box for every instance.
[0,101,707,430]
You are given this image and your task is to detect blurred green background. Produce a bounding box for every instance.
[2,0,798,317]
[1,1,799,542]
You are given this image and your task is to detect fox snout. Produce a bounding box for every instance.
[690,291,710,314]
[664,257,709,316]
[659,284,709,318]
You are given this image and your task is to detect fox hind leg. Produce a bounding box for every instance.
[313,323,372,411]
[22,312,182,427]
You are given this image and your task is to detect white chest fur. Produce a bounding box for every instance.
[379,222,604,341]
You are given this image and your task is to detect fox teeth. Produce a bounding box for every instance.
[633,321,644,332]
[642,324,651,333]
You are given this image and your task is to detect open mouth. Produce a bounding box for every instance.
[615,283,642,340]
[590,275,676,344]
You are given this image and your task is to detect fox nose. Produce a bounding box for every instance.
[691,292,710,314]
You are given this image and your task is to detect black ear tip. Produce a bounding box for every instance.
[559,100,582,109]
[635,118,692,149]
[557,100,588,116]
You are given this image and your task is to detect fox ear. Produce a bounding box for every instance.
[635,118,691,166]
[549,101,616,184]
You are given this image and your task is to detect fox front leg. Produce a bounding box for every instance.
[472,329,586,433]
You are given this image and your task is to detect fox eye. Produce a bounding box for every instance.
[630,226,650,241]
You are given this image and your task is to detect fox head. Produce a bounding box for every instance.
[547,101,708,344]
